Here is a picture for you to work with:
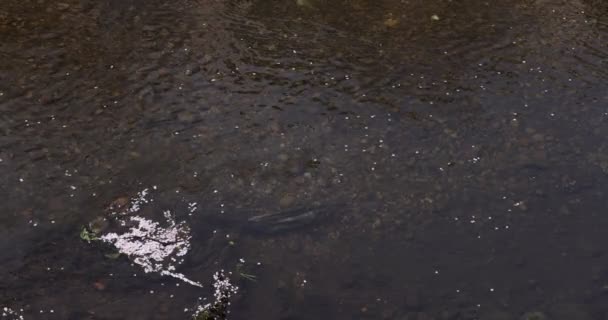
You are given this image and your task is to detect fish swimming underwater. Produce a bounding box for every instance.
[245,204,341,234]
[201,203,343,235]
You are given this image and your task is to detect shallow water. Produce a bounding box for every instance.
[2,0,608,319]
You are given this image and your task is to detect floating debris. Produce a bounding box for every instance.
[93,188,203,287]
[192,271,238,320]
[1,307,24,320]
[80,226,99,243]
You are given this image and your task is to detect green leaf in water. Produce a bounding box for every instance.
[80,226,99,243]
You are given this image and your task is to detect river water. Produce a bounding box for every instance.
[1,0,608,319]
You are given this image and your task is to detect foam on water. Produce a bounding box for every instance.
[100,188,203,287]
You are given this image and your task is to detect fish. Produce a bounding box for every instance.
[245,204,340,234]
[205,204,343,235]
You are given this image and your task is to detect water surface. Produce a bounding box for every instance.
[2,0,608,319]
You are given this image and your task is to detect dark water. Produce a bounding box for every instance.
[2,0,608,319]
